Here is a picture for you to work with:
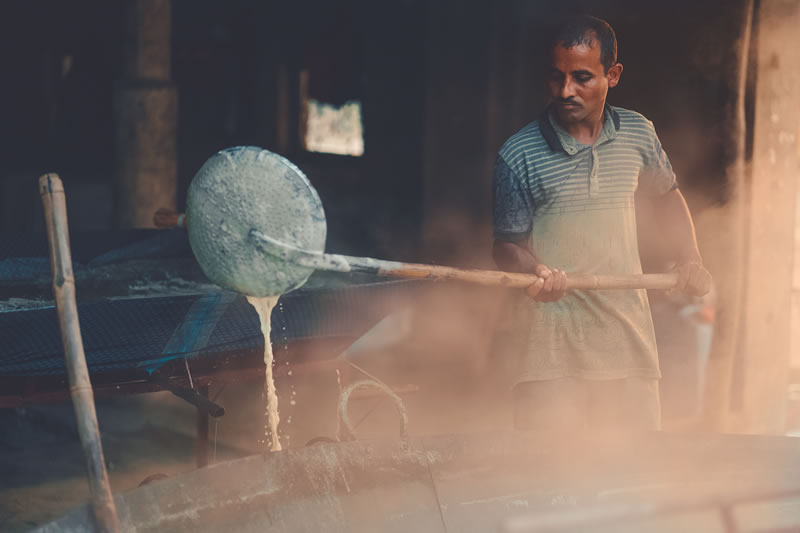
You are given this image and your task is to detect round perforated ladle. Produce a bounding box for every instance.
[177,146,677,298]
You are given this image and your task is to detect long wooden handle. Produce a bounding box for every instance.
[39,174,121,533]
[247,228,679,291]
[376,263,678,290]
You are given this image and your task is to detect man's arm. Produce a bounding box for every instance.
[493,238,537,273]
[654,188,712,296]
[492,238,566,302]
[492,155,565,302]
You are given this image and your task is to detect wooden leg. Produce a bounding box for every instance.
[196,385,209,468]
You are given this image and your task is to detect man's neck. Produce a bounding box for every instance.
[555,105,606,145]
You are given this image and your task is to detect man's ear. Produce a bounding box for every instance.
[607,62,623,88]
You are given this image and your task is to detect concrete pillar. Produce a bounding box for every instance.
[114,0,177,228]
[740,0,800,433]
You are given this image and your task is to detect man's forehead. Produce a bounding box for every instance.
[550,41,603,69]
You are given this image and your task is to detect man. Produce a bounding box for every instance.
[492,15,711,431]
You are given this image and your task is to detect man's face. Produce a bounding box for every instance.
[547,40,622,126]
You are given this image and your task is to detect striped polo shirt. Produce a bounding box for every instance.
[494,105,676,382]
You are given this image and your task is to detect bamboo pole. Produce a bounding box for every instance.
[39,174,120,533]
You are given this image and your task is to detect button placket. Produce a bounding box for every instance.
[589,146,600,197]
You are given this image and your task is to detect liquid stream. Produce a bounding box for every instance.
[246,295,282,452]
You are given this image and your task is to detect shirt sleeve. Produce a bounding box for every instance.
[493,156,533,240]
[638,122,678,196]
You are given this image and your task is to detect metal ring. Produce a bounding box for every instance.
[337,380,409,441]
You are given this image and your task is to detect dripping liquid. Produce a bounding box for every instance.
[246,295,282,451]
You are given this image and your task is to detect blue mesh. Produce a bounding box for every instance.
[0,280,420,377]
[0,258,58,281]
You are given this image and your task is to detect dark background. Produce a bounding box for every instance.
[0,0,749,266]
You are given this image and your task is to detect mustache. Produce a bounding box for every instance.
[556,98,580,106]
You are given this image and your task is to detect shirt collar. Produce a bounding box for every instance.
[538,104,621,154]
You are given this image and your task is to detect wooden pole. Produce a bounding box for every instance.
[196,385,210,468]
[258,236,681,291]
[39,174,120,533]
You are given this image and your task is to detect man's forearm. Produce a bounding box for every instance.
[493,239,538,273]
[658,189,703,264]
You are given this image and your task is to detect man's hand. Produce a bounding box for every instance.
[674,261,712,297]
[527,264,567,302]
[492,240,567,302]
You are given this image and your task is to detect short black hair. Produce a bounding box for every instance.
[550,15,618,73]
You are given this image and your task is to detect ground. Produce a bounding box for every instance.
[0,350,515,531]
